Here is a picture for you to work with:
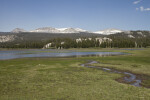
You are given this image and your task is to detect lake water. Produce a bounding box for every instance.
[0,49,127,60]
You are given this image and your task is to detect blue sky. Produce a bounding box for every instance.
[0,0,150,32]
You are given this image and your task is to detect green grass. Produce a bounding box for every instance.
[0,48,150,100]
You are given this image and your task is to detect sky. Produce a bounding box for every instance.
[0,0,150,32]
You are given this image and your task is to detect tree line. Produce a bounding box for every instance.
[0,31,150,49]
[2,37,149,49]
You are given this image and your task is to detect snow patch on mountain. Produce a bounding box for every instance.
[74,28,88,32]
[30,27,59,33]
[30,27,89,33]
[94,29,123,35]
[56,28,68,31]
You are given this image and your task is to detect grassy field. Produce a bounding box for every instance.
[0,48,150,100]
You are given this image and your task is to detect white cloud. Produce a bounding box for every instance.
[133,0,142,4]
[137,6,150,11]
[140,6,144,11]
[144,8,150,11]
[133,0,150,12]
[136,8,139,10]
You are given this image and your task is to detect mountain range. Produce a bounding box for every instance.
[1,28,150,48]
[11,27,123,35]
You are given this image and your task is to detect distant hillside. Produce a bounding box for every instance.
[0,32,102,42]
[0,30,150,48]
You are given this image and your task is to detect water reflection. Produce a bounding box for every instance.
[0,49,127,60]
[81,61,142,87]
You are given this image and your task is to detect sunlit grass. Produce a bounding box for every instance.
[0,48,150,100]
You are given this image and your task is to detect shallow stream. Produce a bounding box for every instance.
[81,61,142,87]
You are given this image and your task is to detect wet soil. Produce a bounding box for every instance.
[81,61,150,88]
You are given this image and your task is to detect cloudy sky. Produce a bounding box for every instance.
[0,0,150,32]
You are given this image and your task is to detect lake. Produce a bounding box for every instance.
[0,49,127,60]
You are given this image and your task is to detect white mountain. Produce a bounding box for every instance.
[30,27,59,33]
[30,27,89,33]
[59,28,88,33]
[11,27,123,34]
[74,28,88,32]
[11,28,27,33]
[94,29,123,35]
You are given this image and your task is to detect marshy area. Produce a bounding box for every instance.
[0,48,150,100]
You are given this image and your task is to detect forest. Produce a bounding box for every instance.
[0,31,150,49]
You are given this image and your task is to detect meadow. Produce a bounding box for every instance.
[0,48,150,100]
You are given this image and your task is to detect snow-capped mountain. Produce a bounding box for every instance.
[94,29,123,35]
[30,27,59,33]
[11,27,123,34]
[30,27,89,33]
[58,28,88,33]
[11,28,27,33]
[73,28,88,32]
